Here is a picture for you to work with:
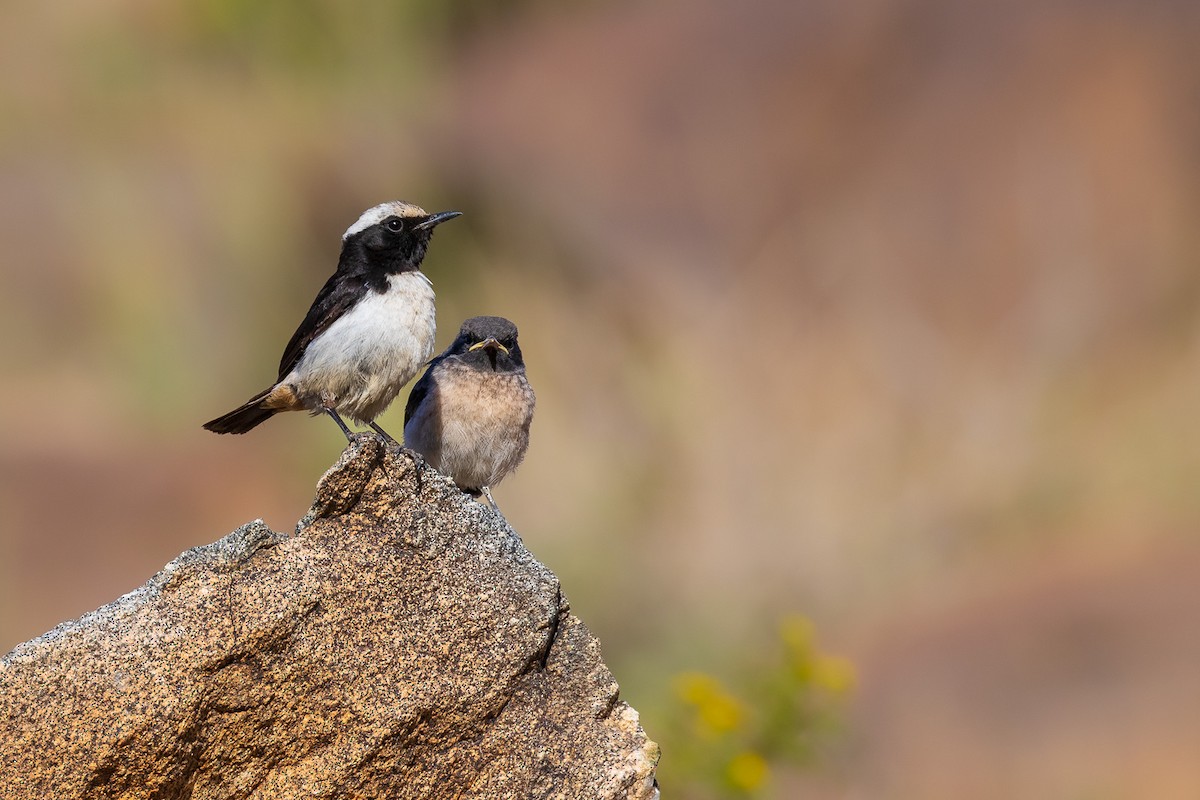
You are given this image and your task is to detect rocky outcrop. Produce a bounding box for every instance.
[0,437,658,799]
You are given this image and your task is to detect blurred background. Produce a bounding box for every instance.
[3,0,1200,796]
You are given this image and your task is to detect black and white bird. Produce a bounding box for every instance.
[403,316,535,507]
[203,201,461,441]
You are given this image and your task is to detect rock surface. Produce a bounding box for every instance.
[0,438,659,799]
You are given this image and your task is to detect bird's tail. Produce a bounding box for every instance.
[203,388,278,434]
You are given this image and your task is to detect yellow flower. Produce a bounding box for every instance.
[779,615,815,656]
[699,691,744,734]
[726,750,770,792]
[673,672,745,734]
[812,655,856,695]
[674,672,721,705]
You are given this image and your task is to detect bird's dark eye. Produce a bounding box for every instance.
[384,218,404,232]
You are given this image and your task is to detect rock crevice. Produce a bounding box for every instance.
[0,437,659,799]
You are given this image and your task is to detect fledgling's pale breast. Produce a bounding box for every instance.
[404,360,535,491]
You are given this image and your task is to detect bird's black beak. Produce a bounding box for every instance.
[414,210,463,231]
[468,337,509,356]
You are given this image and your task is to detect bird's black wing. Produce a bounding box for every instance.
[276,273,366,380]
[403,357,440,426]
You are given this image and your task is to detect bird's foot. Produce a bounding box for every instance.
[378,443,426,491]
[367,421,401,447]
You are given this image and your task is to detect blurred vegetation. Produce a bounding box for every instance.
[651,616,854,798]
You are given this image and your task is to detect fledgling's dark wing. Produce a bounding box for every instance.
[276,273,367,380]
[403,359,439,426]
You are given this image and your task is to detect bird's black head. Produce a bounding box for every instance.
[338,201,461,284]
[449,316,525,373]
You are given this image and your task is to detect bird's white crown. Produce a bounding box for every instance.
[342,201,428,240]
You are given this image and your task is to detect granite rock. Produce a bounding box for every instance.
[0,437,659,799]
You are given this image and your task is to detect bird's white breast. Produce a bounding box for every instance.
[287,272,436,423]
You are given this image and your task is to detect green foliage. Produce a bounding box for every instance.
[654,616,854,798]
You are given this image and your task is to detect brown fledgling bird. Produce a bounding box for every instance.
[203,201,461,441]
[403,316,535,507]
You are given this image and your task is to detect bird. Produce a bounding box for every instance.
[403,316,535,507]
[203,201,461,441]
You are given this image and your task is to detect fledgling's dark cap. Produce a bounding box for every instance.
[447,315,525,371]
[459,316,518,342]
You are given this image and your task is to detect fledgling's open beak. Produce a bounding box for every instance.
[468,337,509,355]
[414,210,463,231]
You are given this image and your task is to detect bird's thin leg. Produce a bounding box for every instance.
[480,487,509,523]
[367,421,400,447]
[325,408,355,441]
